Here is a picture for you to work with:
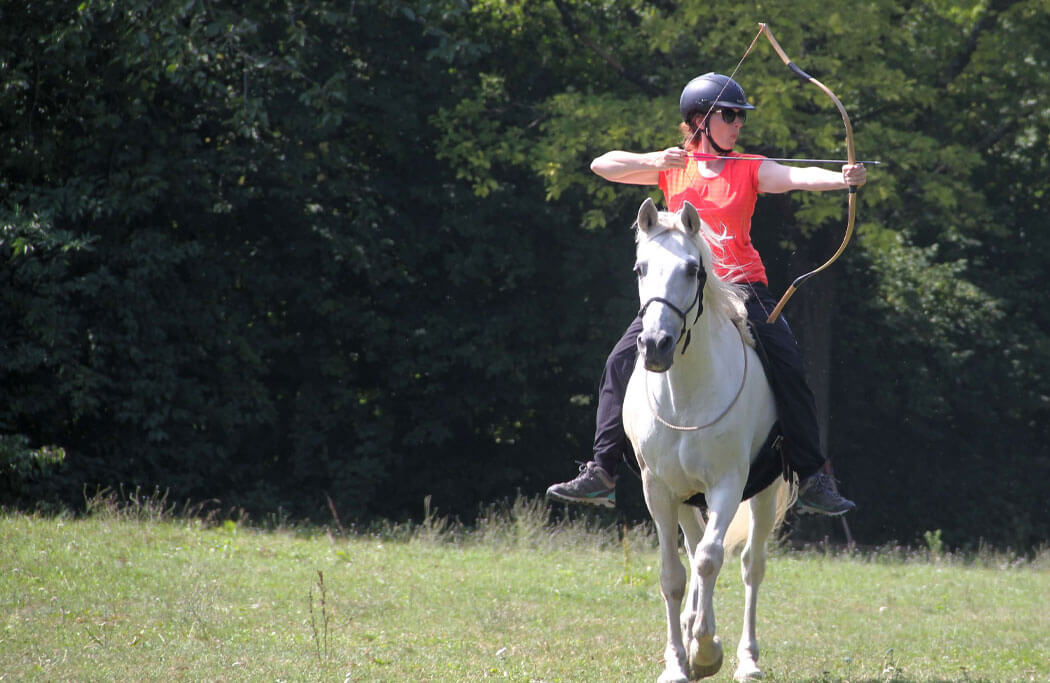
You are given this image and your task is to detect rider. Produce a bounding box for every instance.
[547,73,865,515]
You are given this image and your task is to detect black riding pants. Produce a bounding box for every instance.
[592,282,826,480]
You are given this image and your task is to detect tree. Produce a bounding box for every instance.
[2,0,1048,550]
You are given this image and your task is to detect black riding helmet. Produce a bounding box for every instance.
[679,72,755,123]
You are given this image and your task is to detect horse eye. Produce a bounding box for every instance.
[686,262,701,279]
[633,262,646,278]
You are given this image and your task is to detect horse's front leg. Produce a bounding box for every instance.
[677,504,706,642]
[641,475,690,683]
[734,481,780,681]
[687,480,743,680]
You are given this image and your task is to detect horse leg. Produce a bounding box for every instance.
[677,505,705,641]
[642,476,690,683]
[734,481,779,681]
[687,483,742,680]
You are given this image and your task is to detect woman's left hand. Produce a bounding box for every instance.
[842,163,867,188]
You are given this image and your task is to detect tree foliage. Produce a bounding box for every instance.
[1,0,1048,549]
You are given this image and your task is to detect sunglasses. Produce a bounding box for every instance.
[715,108,747,124]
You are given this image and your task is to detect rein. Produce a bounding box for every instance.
[635,212,747,432]
[645,318,750,433]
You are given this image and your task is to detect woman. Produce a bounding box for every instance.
[547,72,866,515]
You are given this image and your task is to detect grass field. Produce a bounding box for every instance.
[2,494,1048,682]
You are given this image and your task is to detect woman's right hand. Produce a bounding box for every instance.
[591,149,681,185]
[652,147,688,170]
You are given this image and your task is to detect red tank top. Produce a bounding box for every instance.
[658,153,767,285]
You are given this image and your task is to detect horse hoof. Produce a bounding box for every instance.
[688,636,723,679]
[689,655,724,680]
[657,669,689,683]
[734,663,764,681]
[688,655,722,676]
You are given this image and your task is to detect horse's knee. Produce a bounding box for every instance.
[695,541,724,580]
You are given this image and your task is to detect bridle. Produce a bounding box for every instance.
[636,269,703,355]
[637,249,749,432]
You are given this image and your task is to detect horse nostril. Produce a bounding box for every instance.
[639,333,676,363]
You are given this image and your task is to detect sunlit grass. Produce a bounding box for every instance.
[2,492,1047,681]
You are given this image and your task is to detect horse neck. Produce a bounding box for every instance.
[665,310,741,395]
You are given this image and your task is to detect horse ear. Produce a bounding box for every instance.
[680,201,702,235]
[637,197,659,234]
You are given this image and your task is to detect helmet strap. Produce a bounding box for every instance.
[702,124,734,156]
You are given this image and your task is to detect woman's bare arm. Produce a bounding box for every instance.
[590,148,688,185]
[757,160,867,194]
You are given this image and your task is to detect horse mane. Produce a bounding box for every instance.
[635,211,754,345]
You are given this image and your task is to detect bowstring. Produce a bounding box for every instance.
[699,26,773,320]
[694,25,766,138]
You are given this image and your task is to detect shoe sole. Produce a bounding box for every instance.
[795,503,854,517]
[545,490,615,509]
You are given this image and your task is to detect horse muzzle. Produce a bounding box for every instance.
[638,331,677,372]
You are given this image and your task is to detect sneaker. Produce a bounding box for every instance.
[545,462,616,508]
[796,470,855,516]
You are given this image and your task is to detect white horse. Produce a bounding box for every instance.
[623,198,793,682]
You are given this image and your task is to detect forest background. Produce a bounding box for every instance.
[2,0,1048,552]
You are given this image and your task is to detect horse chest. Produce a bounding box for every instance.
[626,385,743,490]
[651,431,745,492]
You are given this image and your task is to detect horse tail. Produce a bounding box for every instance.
[721,478,797,556]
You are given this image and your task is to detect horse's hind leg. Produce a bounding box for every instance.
[734,481,779,681]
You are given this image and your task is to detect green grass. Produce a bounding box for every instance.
[2,495,1048,682]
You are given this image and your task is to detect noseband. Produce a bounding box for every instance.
[637,268,706,354]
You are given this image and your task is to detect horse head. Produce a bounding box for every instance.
[634,198,708,373]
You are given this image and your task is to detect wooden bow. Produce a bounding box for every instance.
[751,24,859,324]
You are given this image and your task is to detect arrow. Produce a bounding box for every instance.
[688,153,882,166]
